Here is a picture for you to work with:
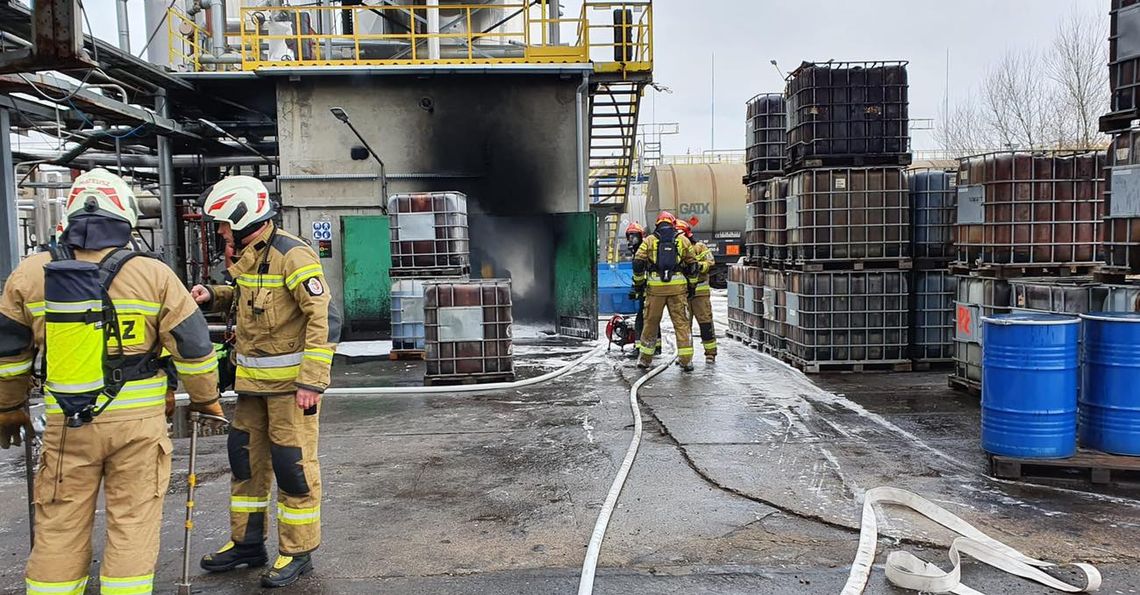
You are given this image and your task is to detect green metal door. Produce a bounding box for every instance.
[341,216,391,338]
[554,212,598,339]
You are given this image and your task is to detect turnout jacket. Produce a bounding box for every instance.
[204,224,341,396]
[0,248,219,422]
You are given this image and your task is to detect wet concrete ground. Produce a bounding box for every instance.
[0,292,1138,594]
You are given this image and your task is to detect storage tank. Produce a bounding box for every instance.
[647,163,748,286]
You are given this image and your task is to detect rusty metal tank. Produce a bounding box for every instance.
[787,167,910,262]
[745,93,786,182]
[785,270,910,364]
[388,191,470,275]
[424,279,514,383]
[1105,130,1140,272]
[785,61,910,171]
[955,151,1106,267]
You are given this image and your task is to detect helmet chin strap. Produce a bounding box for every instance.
[234,221,271,246]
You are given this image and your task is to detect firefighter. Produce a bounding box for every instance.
[632,211,699,371]
[0,168,222,595]
[675,219,717,362]
[624,222,656,357]
[191,175,341,589]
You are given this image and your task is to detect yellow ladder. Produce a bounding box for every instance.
[587,80,644,213]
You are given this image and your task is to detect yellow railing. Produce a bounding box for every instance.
[580,1,652,74]
[166,1,652,74]
[168,7,205,72]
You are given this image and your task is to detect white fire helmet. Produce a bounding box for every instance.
[200,175,275,231]
[64,168,139,228]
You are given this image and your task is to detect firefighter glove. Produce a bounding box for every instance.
[628,288,639,301]
[0,407,30,449]
[189,397,226,420]
[165,390,177,419]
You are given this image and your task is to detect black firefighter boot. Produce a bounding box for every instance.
[200,541,268,572]
[261,553,314,588]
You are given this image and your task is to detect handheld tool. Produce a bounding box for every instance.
[177,411,229,595]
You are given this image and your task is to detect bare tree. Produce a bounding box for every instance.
[937,7,1109,155]
[1048,7,1110,149]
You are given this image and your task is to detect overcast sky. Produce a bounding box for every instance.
[86,0,1106,154]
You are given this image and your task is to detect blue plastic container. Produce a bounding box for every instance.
[391,279,429,351]
[1079,312,1140,455]
[981,312,1080,459]
[598,262,638,315]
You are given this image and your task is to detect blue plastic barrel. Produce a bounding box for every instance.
[598,262,638,315]
[1079,312,1140,455]
[981,312,1079,458]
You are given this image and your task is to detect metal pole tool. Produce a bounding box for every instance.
[176,411,229,595]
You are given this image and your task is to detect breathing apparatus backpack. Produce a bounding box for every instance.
[43,247,160,427]
[654,225,679,283]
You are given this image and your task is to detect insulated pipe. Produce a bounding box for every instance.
[68,154,279,168]
[116,0,132,53]
[577,349,676,595]
[208,0,227,57]
[575,72,590,212]
[155,89,180,275]
[427,0,441,61]
[176,342,608,400]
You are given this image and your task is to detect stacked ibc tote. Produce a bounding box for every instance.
[907,168,957,369]
[387,192,472,359]
[780,61,914,373]
[947,150,1108,395]
[732,93,786,353]
[733,61,916,373]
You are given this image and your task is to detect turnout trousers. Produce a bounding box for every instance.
[638,288,694,366]
[228,394,322,556]
[690,290,717,358]
[26,414,171,595]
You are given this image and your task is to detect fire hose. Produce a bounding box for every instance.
[577,345,676,595]
[843,487,1101,594]
[174,342,609,401]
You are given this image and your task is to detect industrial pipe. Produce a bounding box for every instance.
[116,0,132,53]
[156,89,179,274]
[177,343,608,401]
[575,72,590,212]
[67,153,279,168]
[198,53,243,65]
[208,0,227,57]
[427,0,441,61]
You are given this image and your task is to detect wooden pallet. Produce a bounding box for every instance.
[1093,268,1133,284]
[989,449,1140,486]
[948,262,1102,279]
[947,374,981,397]
[424,372,516,387]
[787,258,912,272]
[389,349,426,361]
[783,354,912,374]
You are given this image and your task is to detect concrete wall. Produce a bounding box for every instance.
[275,73,585,328]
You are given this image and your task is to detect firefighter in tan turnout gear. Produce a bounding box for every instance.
[632,211,700,371]
[0,169,222,595]
[191,175,341,589]
[675,219,717,362]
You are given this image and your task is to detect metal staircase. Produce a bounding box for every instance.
[587,80,644,215]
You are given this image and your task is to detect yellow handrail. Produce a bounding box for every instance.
[165,1,652,73]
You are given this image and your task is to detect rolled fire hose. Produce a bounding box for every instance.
[843,486,1102,594]
[175,342,608,401]
[577,350,677,595]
